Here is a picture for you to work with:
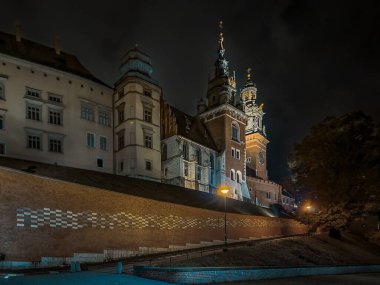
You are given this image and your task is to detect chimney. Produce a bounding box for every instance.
[15,21,21,42]
[54,36,61,56]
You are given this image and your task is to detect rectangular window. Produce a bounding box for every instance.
[0,143,5,155]
[143,90,152,97]
[49,138,62,153]
[26,87,41,98]
[118,108,124,124]
[100,136,107,151]
[145,160,152,171]
[86,133,95,148]
[99,110,111,127]
[236,149,240,160]
[48,94,62,104]
[0,116,3,129]
[118,132,125,150]
[118,89,124,99]
[119,161,124,172]
[144,133,152,149]
[27,135,41,150]
[27,105,41,121]
[81,104,94,121]
[184,161,189,176]
[231,147,235,158]
[97,158,103,168]
[49,110,62,125]
[143,107,152,123]
[0,83,5,100]
[197,166,202,181]
[266,192,272,199]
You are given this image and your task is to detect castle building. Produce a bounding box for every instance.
[0,30,113,173]
[114,48,162,181]
[0,25,283,208]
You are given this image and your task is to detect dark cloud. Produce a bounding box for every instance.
[1,0,379,182]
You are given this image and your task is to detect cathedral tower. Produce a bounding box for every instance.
[242,68,269,180]
[199,22,250,201]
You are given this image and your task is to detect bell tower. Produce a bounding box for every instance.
[242,68,269,180]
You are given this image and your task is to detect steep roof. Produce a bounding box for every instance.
[169,105,218,151]
[0,31,110,88]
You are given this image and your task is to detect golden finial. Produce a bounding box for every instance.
[247,68,252,80]
[219,20,224,49]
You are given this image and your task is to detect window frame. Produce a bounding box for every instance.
[27,134,42,150]
[231,121,240,142]
[118,131,125,150]
[230,169,235,181]
[25,87,41,99]
[0,82,5,100]
[81,103,94,121]
[145,160,152,171]
[0,115,3,130]
[144,133,153,149]
[0,142,5,155]
[97,158,104,168]
[86,132,95,148]
[26,103,42,121]
[236,149,240,160]
[183,143,189,161]
[143,107,152,123]
[100,136,107,151]
[48,109,63,126]
[48,137,63,153]
[98,110,111,127]
[231,147,235,158]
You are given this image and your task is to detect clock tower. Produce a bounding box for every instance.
[242,69,269,180]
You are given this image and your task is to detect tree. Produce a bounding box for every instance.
[289,111,380,228]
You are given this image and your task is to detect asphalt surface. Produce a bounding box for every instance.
[230,273,380,285]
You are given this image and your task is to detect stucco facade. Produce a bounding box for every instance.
[0,33,113,173]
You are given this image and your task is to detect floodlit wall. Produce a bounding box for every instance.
[0,166,306,263]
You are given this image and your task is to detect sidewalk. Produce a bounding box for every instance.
[0,271,169,285]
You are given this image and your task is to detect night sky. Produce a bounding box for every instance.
[1,0,379,183]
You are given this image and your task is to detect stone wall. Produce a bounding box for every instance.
[0,166,306,263]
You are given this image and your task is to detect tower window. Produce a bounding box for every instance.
[236,171,242,183]
[231,147,235,158]
[144,133,153,149]
[196,165,202,181]
[145,160,152,171]
[236,149,240,160]
[26,87,41,98]
[99,110,111,127]
[230,169,235,181]
[118,131,125,150]
[143,107,152,123]
[183,143,189,160]
[210,154,214,169]
[196,148,202,164]
[0,115,3,130]
[184,161,189,176]
[231,122,239,141]
[118,107,125,124]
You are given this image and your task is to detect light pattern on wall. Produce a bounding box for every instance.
[16,207,283,230]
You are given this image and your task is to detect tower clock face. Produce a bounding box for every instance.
[259,152,265,165]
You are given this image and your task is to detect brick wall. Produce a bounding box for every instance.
[0,166,306,262]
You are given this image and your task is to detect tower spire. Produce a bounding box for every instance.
[215,20,229,77]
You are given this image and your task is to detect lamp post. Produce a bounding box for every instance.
[220,187,229,250]
[306,205,311,235]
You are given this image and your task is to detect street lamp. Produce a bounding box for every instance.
[306,205,311,234]
[220,187,229,250]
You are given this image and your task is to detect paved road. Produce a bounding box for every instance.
[231,273,380,285]
[0,271,169,285]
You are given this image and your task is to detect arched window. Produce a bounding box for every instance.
[230,169,235,181]
[0,83,4,100]
[231,122,239,141]
[196,148,202,164]
[236,171,242,183]
[182,143,189,160]
[161,143,167,160]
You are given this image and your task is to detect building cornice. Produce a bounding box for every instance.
[199,103,247,124]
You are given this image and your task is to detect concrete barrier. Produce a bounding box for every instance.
[134,265,380,284]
